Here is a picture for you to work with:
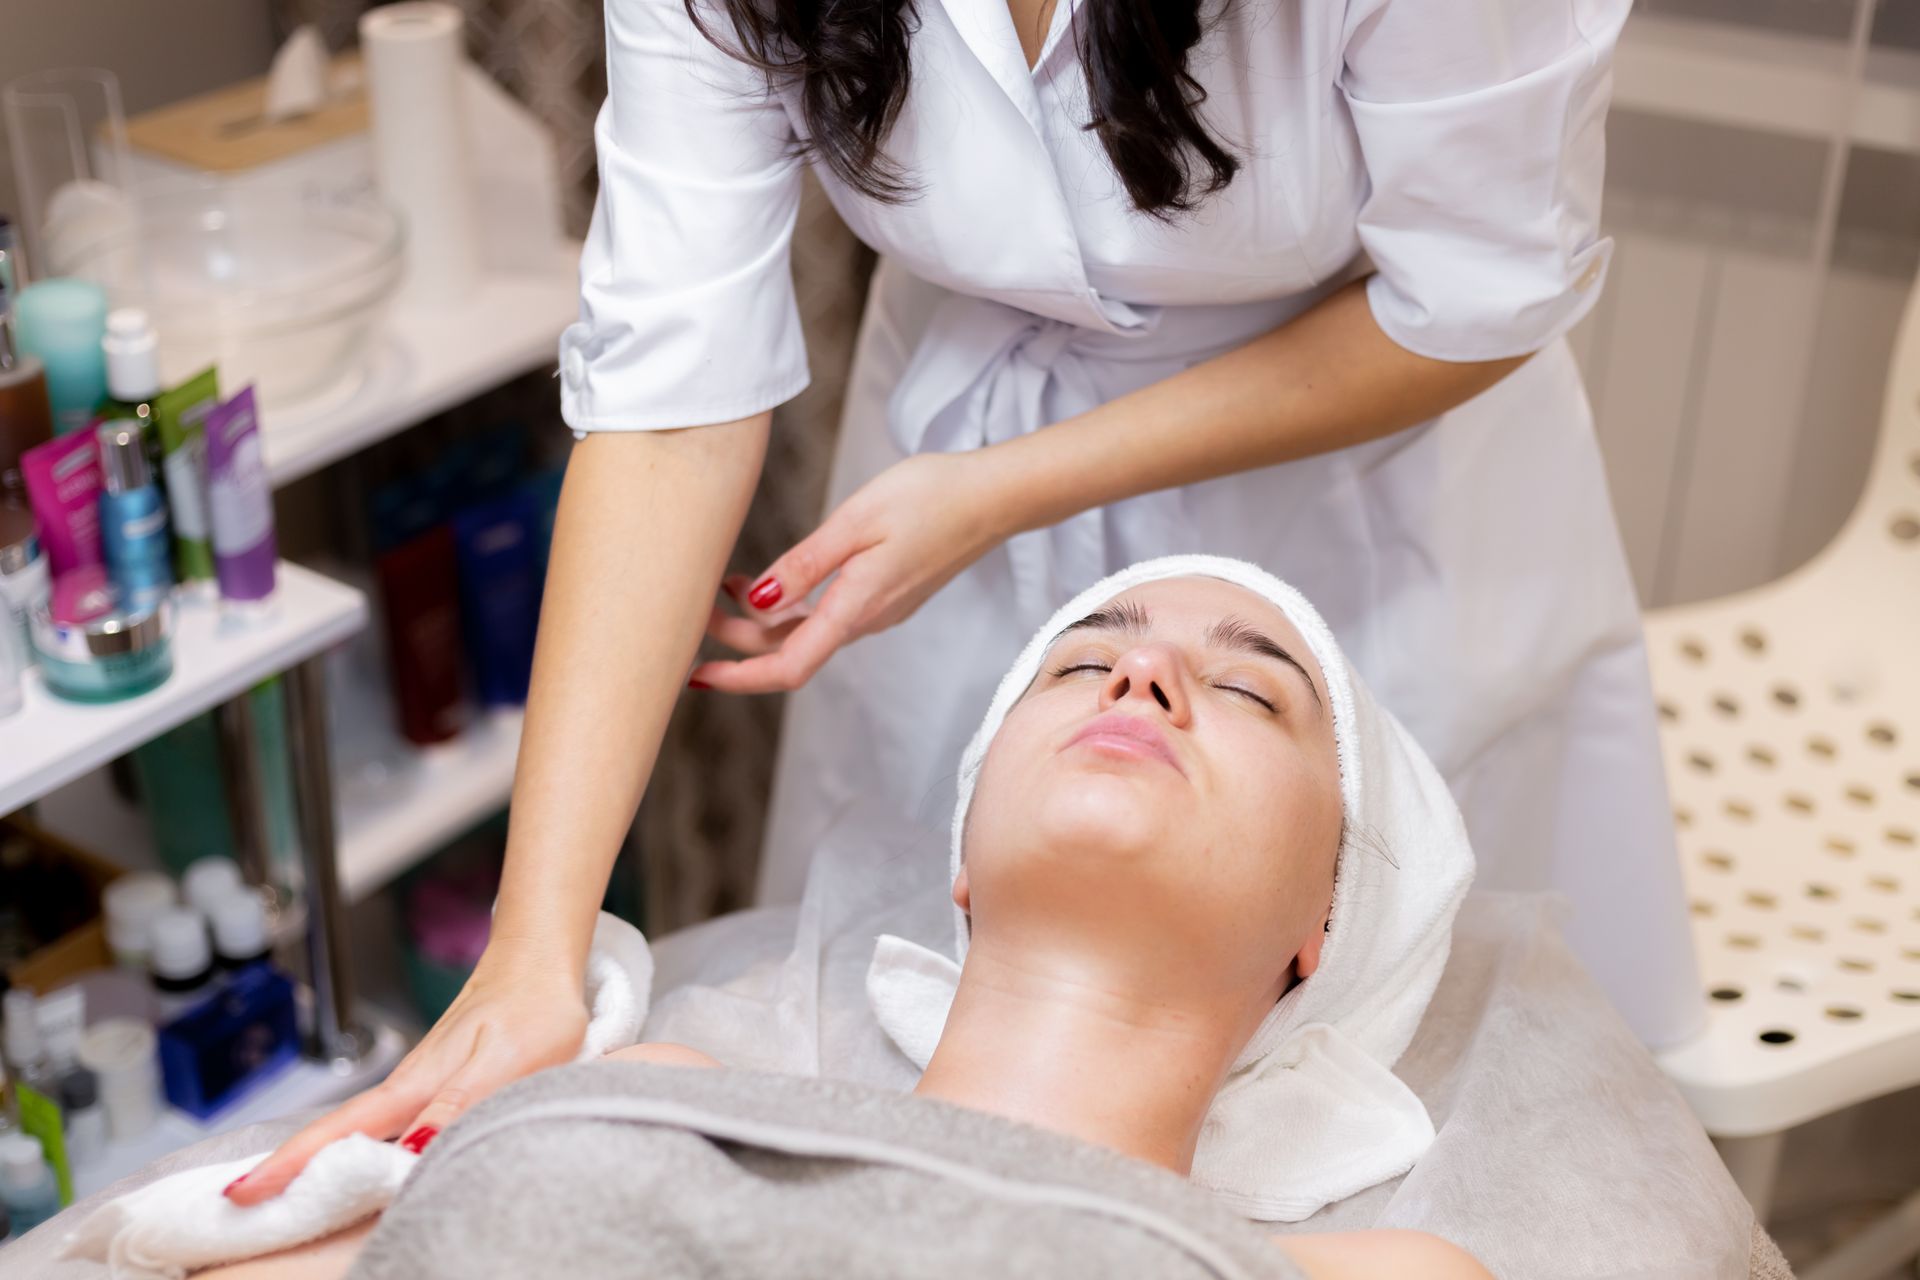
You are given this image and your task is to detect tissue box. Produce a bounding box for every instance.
[120,53,563,273]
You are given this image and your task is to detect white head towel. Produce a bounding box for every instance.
[59,911,655,1279]
[866,555,1475,1222]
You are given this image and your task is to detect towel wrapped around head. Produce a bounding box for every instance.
[866,554,1476,1222]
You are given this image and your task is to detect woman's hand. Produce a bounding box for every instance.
[223,947,589,1205]
[692,451,1014,693]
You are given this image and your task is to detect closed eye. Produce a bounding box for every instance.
[1049,661,1112,679]
[1217,684,1277,712]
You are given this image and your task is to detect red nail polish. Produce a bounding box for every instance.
[688,678,711,690]
[747,578,783,610]
[222,1175,247,1198]
[400,1126,439,1154]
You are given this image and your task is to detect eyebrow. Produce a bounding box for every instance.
[1054,604,1324,710]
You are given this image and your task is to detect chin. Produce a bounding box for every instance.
[1029,775,1170,859]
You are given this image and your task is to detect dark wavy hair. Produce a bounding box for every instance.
[684,0,1240,218]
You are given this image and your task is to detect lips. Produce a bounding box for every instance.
[1065,713,1183,774]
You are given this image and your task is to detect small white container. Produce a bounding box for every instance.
[101,871,178,970]
[182,856,243,919]
[76,1018,161,1141]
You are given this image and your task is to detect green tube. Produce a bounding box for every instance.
[151,367,220,585]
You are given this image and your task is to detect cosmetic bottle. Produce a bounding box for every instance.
[0,213,20,296]
[101,871,179,971]
[76,1019,160,1142]
[0,599,22,720]
[0,286,54,506]
[131,713,240,876]
[205,387,276,608]
[151,368,219,589]
[147,907,216,1023]
[21,429,103,575]
[0,504,50,659]
[158,964,298,1119]
[0,1133,59,1234]
[375,523,465,744]
[33,987,84,1076]
[13,280,108,437]
[96,309,160,434]
[97,419,173,611]
[2,989,70,1206]
[453,490,540,707]
[58,1068,103,1167]
[181,856,243,920]
[210,889,271,973]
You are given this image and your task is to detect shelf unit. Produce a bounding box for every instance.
[4,252,575,1214]
[25,252,574,896]
[0,567,366,815]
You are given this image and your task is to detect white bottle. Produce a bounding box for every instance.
[0,1132,59,1235]
[101,872,179,971]
[182,856,243,920]
[210,889,271,972]
[147,907,215,1022]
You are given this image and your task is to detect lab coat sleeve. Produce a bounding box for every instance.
[559,0,810,431]
[1339,0,1631,362]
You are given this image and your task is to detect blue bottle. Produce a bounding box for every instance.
[157,963,299,1119]
[97,419,173,611]
[452,491,541,707]
[0,1132,60,1235]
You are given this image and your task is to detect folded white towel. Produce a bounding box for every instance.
[60,1135,413,1280]
[867,555,1475,1222]
[60,911,654,1279]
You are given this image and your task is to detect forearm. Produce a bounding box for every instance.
[488,418,769,978]
[981,277,1528,536]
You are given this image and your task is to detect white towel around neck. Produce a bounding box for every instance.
[866,555,1475,1222]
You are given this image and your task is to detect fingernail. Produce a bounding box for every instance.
[747,578,783,610]
[688,678,711,690]
[400,1126,439,1154]
[222,1175,247,1198]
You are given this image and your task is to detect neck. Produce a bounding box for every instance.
[912,943,1236,1173]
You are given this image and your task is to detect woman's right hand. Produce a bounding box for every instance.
[223,947,589,1205]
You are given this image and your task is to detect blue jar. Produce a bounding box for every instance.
[97,419,173,611]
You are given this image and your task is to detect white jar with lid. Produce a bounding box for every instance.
[102,871,178,971]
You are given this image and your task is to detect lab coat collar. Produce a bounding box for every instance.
[934,0,1083,135]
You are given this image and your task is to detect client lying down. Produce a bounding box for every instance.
[66,557,1485,1279]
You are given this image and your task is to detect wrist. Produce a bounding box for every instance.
[477,929,589,988]
[966,439,1049,543]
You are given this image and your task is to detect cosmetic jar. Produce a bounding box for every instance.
[76,1018,162,1141]
[29,566,173,702]
[181,856,243,919]
[102,871,179,970]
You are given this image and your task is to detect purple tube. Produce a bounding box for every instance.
[204,387,276,603]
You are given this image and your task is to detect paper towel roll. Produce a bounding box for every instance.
[360,2,480,304]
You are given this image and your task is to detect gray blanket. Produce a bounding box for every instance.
[346,1061,1306,1280]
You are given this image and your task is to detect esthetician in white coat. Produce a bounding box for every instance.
[236,0,1701,1198]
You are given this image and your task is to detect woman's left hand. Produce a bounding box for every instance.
[691,451,1013,693]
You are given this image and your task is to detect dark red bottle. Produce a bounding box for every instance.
[374,523,466,746]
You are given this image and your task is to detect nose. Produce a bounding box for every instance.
[1100,643,1192,727]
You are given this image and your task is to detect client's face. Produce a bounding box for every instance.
[961,577,1343,1037]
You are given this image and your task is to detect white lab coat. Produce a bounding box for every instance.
[560,0,1702,1047]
